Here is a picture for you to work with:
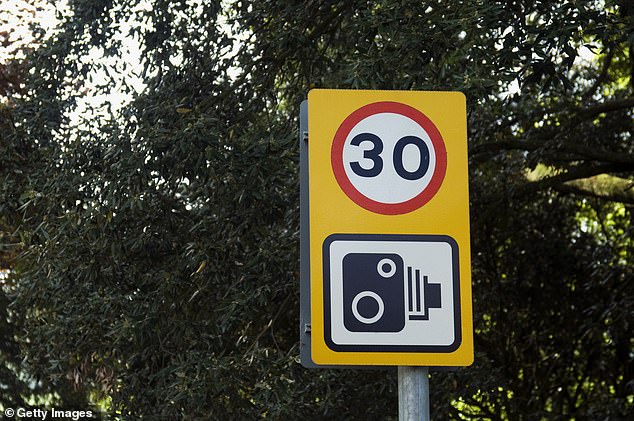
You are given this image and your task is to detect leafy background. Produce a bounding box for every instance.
[1,0,633,419]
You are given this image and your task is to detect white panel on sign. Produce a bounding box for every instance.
[323,234,461,353]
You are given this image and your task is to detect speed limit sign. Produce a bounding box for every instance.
[331,101,447,215]
[300,89,473,367]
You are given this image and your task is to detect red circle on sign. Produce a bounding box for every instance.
[331,101,447,215]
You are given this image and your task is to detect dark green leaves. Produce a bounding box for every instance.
[1,0,633,418]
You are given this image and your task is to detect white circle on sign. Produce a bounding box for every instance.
[342,112,437,204]
[377,258,397,278]
[351,291,385,324]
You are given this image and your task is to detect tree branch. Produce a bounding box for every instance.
[471,140,634,165]
[519,163,634,196]
[574,97,634,117]
[554,183,634,205]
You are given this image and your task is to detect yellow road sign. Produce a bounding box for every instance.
[307,89,473,366]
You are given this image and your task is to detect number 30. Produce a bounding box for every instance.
[349,133,430,180]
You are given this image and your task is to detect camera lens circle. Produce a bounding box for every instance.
[377,258,396,278]
[351,291,385,324]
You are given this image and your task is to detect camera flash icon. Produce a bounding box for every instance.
[407,267,441,321]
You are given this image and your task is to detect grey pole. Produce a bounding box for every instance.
[398,366,430,421]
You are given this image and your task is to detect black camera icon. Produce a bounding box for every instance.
[342,253,441,333]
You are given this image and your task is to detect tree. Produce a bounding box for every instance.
[1,0,92,411]
[2,0,632,418]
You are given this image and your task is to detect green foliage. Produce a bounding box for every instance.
[1,0,633,418]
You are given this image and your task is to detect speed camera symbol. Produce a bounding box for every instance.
[342,253,441,333]
[323,234,461,353]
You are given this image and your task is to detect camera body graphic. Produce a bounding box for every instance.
[343,253,406,332]
[342,252,441,333]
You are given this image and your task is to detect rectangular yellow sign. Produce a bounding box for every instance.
[307,89,472,366]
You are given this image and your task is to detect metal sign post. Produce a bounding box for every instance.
[398,366,430,421]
